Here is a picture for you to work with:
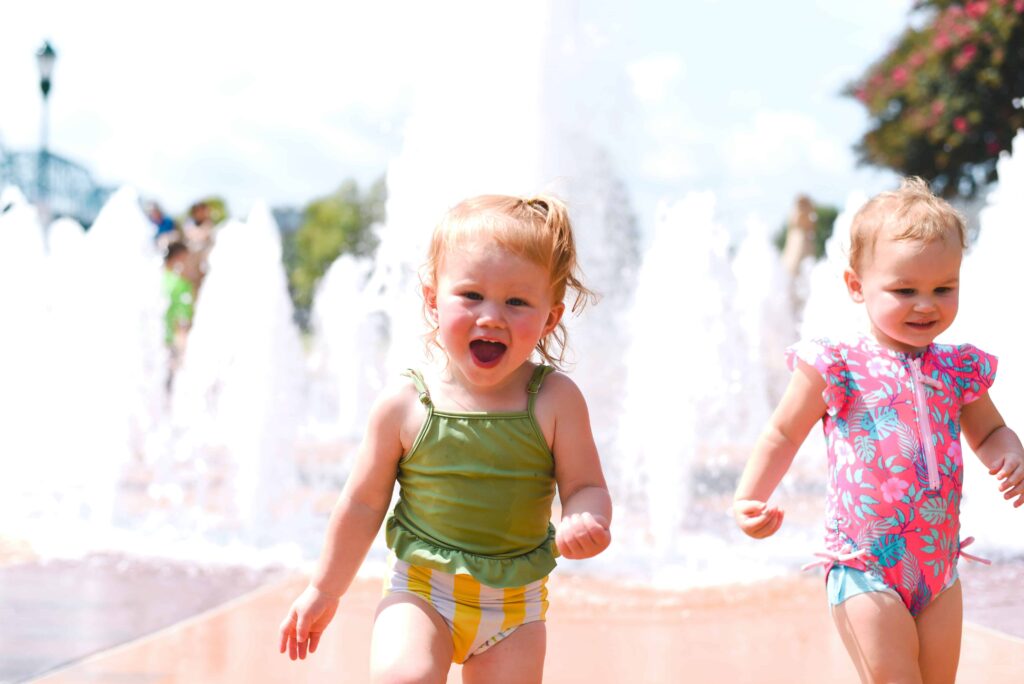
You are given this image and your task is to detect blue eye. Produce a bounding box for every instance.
[893,288,915,296]
[507,297,529,307]
[463,291,483,301]
[935,287,955,294]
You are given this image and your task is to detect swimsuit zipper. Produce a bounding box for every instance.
[909,358,940,490]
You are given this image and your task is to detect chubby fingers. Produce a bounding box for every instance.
[556,512,611,559]
[278,611,298,659]
[998,464,1024,507]
[279,608,315,660]
[733,500,784,538]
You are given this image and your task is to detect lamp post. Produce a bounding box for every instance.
[36,40,56,218]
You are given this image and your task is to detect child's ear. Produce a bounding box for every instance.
[543,303,566,336]
[844,269,865,303]
[422,283,438,318]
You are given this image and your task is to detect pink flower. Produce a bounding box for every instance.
[948,442,963,467]
[932,100,946,115]
[935,32,951,51]
[1016,0,1024,12]
[834,439,856,466]
[954,43,978,70]
[954,116,969,133]
[908,52,926,68]
[966,1,988,19]
[892,66,909,86]
[866,356,896,378]
[881,477,911,503]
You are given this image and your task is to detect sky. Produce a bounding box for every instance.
[2,0,913,234]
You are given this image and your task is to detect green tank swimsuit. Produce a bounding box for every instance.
[385,365,559,588]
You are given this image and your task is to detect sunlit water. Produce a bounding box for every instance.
[2,10,1022,586]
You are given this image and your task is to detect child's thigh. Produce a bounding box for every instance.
[371,593,453,684]
[461,621,546,684]
[916,579,962,684]
[831,590,922,683]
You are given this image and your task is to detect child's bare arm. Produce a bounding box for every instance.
[734,361,827,538]
[961,394,1024,507]
[541,373,612,560]
[278,383,413,660]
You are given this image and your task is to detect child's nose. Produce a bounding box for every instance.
[476,302,505,326]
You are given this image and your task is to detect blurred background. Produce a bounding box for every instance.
[2,0,1023,679]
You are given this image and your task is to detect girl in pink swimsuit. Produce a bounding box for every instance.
[734,177,1024,683]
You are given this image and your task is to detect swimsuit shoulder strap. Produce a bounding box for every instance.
[401,369,433,408]
[526,365,555,412]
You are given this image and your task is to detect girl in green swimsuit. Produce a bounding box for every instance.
[279,194,613,683]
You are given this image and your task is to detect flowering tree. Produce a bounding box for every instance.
[849,1,1024,196]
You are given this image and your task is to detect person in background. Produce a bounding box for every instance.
[145,200,178,250]
[781,193,817,313]
[162,241,195,379]
[181,200,217,292]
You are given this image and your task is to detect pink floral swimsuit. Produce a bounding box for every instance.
[788,335,996,616]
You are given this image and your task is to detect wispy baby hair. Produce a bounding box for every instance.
[848,176,967,271]
[422,193,596,368]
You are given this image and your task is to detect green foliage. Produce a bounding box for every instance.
[773,202,838,259]
[848,0,1024,197]
[285,177,386,325]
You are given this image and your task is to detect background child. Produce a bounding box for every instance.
[733,177,1024,683]
[279,194,612,683]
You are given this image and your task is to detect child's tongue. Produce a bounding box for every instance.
[470,340,506,364]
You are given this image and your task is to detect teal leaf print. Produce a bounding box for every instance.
[862,407,901,440]
[920,497,948,525]
[871,534,907,568]
[854,435,876,463]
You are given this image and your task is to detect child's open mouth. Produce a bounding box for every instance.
[470,339,507,367]
[906,321,936,330]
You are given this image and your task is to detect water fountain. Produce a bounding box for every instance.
[1,5,1021,588]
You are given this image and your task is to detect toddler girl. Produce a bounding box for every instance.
[279,194,612,683]
[734,178,1024,683]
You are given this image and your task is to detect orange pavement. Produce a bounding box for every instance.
[34,572,1024,684]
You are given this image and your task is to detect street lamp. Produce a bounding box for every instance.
[36,40,56,217]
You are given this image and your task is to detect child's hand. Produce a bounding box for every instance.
[278,585,340,661]
[733,500,785,538]
[556,512,611,559]
[988,452,1024,508]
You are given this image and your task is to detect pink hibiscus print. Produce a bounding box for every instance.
[881,477,911,503]
[948,441,963,467]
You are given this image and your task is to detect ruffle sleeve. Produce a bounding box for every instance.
[957,343,997,404]
[785,338,848,417]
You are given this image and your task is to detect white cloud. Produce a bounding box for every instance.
[626,55,684,104]
[726,110,851,177]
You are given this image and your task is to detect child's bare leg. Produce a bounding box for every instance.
[915,580,962,684]
[831,591,922,683]
[370,593,453,684]
[461,621,546,684]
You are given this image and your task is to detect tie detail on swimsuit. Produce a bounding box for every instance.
[800,547,868,572]
[958,536,992,565]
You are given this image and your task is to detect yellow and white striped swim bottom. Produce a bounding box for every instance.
[383,554,549,664]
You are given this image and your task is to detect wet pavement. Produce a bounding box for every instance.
[0,555,285,684]
[2,554,1022,683]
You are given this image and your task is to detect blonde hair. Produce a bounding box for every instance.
[422,193,595,368]
[849,176,966,271]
